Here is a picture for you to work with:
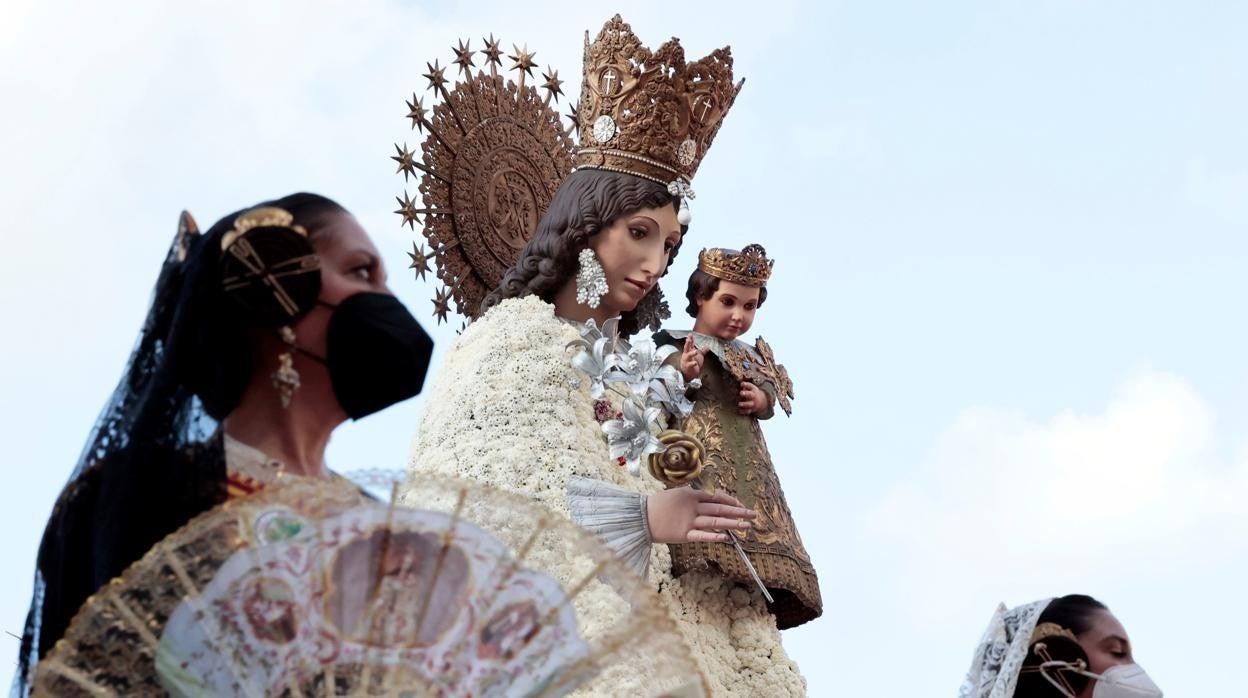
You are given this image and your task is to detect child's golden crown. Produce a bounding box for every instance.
[698,244,773,287]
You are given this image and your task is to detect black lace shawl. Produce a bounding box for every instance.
[12,194,343,695]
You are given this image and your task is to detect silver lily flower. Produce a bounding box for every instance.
[568,320,693,476]
[568,318,624,399]
[649,371,695,417]
[605,340,677,396]
[605,340,692,416]
[571,317,619,348]
[569,336,611,399]
[601,398,664,476]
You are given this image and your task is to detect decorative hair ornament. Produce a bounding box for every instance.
[220,207,307,251]
[698,243,774,288]
[1022,622,1087,697]
[219,206,322,326]
[575,248,609,308]
[1030,623,1079,646]
[667,180,696,225]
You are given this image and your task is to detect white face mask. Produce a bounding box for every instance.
[1040,661,1163,698]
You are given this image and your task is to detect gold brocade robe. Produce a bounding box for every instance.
[656,330,822,629]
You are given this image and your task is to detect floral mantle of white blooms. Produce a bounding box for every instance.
[402,296,807,697]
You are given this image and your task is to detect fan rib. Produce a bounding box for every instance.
[104,591,160,652]
[39,656,116,698]
[412,489,467,641]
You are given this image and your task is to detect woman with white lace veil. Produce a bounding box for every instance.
[401,15,809,697]
[960,594,1163,698]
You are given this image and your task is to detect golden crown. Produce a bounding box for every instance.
[698,244,773,287]
[574,15,744,192]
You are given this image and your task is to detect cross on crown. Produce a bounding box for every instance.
[574,15,745,189]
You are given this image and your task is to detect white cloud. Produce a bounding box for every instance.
[870,369,1248,618]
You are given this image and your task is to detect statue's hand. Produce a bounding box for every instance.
[738,381,769,415]
[680,335,707,381]
[646,486,755,544]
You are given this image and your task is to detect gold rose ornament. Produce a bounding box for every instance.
[647,430,706,489]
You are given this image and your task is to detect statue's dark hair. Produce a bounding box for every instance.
[483,168,683,336]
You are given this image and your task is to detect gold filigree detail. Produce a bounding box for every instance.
[755,337,793,416]
[220,206,307,252]
[682,409,728,490]
[1031,622,1079,645]
[398,35,575,321]
[718,338,794,417]
[698,244,773,288]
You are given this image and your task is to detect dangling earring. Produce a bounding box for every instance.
[271,326,301,408]
[677,197,692,225]
[575,248,609,308]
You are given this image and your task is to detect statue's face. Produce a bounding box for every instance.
[587,204,682,315]
[694,280,760,341]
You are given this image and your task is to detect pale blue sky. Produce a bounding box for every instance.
[2,1,1246,694]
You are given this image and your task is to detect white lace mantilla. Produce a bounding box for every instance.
[960,599,1053,698]
[402,296,807,697]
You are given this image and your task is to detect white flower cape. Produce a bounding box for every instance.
[403,296,807,697]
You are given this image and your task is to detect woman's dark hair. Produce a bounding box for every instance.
[183,193,345,417]
[684,266,768,318]
[1015,595,1108,697]
[1036,594,1108,636]
[14,193,345,695]
[482,168,682,336]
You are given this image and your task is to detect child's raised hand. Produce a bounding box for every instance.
[680,335,707,381]
[738,381,769,415]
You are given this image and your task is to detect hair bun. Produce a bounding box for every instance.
[219,209,322,327]
[1016,624,1091,697]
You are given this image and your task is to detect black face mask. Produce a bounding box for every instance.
[303,292,434,419]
